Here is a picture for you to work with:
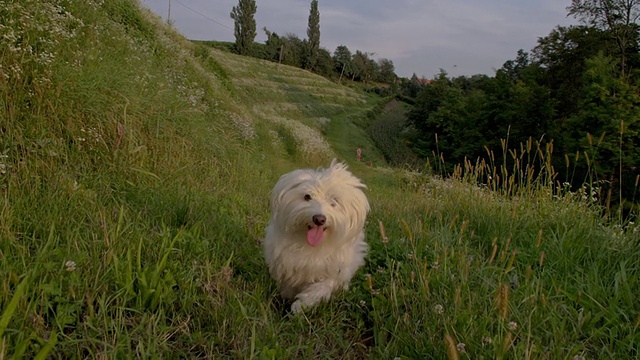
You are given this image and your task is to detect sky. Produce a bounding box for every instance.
[140,0,577,78]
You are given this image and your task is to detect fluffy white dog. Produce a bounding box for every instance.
[264,159,370,314]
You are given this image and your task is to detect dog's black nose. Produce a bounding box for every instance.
[312,214,326,226]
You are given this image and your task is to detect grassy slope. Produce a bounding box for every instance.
[1,0,639,359]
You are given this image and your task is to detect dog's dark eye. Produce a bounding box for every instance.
[331,199,338,207]
[304,194,312,201]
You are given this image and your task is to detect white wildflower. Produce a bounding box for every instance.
[434,304,444,315]
[65,260,77,272]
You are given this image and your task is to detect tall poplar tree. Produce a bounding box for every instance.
[230,0,257,55]
[305,0,320,70]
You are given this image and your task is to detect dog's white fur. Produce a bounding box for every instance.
[264,159,370,314]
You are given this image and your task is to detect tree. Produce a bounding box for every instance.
[405,73,423,98]
[532,25,614,119]
[352,50,374,82]
[566,52,640,182]
[377,58,397,83]
[280,33,306,68]
[305,0,320,70]
[333,45,353,84]
[567,0,640,75]
[230,0,257,55]
[314,48,334,78]
[263,27,284,62]
[407,71,468,161]
[500,49,530,82]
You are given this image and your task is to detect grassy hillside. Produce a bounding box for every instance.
[1,0,639,359]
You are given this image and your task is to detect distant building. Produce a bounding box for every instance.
[417,77,432,85]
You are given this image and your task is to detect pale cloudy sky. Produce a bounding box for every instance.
[141,0,577,78]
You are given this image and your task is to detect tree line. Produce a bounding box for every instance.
[229,0,398,85]
[398,0,640,214]
[228,0,640,212]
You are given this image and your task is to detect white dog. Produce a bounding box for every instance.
[264,159,370,314]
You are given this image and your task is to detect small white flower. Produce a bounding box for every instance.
[434,304,444,315]
[65,260,77,272]
[508,321,518,331]
[456,343,466,353]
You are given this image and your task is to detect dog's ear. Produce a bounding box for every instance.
[271,170,313,211]
[326,160,367,190]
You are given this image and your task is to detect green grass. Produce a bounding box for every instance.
[1,0,639,358]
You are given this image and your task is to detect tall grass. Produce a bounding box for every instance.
[1,0,638,358]
[380,130,639,358]
[364,168,639,358]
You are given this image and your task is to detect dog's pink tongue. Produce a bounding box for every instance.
[306,226,325,246]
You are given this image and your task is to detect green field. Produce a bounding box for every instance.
[1,0,639,358]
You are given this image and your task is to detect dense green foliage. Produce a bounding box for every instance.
[333,45,354,84]
[402,21,640,214]
[366,100,419,166]
[1,0,639,359]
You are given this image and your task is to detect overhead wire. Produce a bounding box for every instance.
[173,0,234,32]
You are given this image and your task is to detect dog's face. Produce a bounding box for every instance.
[270,160,369,246]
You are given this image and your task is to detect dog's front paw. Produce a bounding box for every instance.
[290,300,305,314]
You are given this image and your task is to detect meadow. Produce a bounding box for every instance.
[0,0,638,358]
